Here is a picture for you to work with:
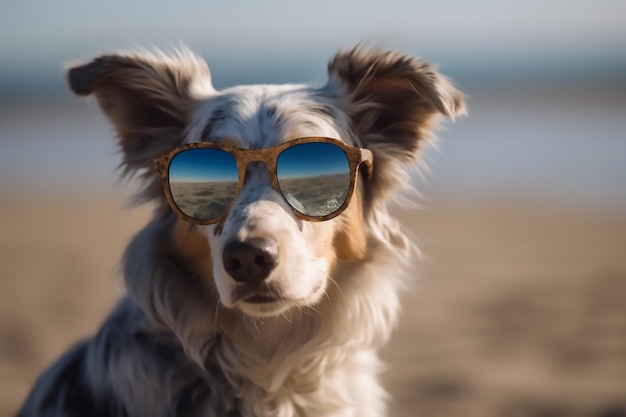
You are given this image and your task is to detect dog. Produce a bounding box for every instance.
[17,45,464,417]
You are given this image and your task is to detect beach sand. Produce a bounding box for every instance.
[1,192,625,416]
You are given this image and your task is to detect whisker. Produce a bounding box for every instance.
[280,311,293,324]
[327,275,345,302]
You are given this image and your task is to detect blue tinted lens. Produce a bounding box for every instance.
[168,149,239,221]
[277,142,350,217]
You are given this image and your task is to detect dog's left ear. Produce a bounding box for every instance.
[326,46,465,203]
[67,50,214,200]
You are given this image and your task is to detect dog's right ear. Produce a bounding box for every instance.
[326,46,465,208]
[67,50,214,180]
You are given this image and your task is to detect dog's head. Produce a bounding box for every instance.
[68,46,464,320]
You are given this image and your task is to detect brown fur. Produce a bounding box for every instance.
[332,189,367,260]
[174,220,212,275]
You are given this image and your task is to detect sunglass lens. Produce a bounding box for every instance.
[277,142,351,217]
[168,149,239,221]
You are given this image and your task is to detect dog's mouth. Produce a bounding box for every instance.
[230,285,294,317]
[232,284,283,305]
[243,294,279,304]
[224,275,327,317]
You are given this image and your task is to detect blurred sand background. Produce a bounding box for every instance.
[2,192,625,417]
[1,1,626,416]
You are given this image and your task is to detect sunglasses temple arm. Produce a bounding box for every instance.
[153,157,166,174]
[360,148,374,179]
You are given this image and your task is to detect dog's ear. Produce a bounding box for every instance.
[67,50,214,199]
[326,46,465,204]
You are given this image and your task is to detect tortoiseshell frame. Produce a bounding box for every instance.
[154,137,374,225]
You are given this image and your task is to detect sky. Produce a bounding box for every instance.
[0,0,624,208]
[1,0,625,96]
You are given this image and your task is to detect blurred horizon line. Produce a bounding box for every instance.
[2,48,625,100]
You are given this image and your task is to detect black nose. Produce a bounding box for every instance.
[222,238,279,285]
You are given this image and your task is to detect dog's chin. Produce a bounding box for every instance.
[235,299,296,318]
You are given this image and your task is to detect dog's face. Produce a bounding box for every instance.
[68,46,464,318]
[182,84,358,317]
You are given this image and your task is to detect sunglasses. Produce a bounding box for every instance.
[154,137,374,225]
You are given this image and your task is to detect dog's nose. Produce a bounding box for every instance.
[222,238,279,284]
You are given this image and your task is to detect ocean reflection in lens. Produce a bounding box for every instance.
[169,149,239,221]
[277,142,350,217]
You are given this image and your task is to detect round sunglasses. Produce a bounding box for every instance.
[154,137,374,225]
